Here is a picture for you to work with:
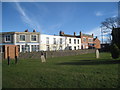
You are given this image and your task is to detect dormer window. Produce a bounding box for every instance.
[5,35,11,42]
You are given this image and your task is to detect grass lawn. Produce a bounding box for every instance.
[2,52,120,88]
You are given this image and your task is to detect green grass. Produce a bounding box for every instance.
[2,52,120,88]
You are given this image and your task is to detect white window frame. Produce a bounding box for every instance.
[31,35,37,41]
[78,39,79,44]
[69,39,71,44]
[46,37,49,44]
[53,38,56,44]
[60,38,62,44]
[74,39,76,44]
[5,34,11,42]
[19,34,26,42]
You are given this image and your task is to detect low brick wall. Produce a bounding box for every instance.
[0,53,4,60]
[19,49,96,59]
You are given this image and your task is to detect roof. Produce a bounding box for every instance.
[0,32,40,35]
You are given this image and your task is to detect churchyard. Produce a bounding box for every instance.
[2,52,120,88]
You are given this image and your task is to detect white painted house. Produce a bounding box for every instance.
[40,34,81,51]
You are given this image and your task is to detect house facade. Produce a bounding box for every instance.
[93,37,101,49]
[79,32,94,49]
[0,30,40,52]
[59,31,94,49]
[40,34,81,51]
[0,30,100,53]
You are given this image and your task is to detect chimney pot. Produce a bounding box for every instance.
[74,32,76,36]
[92,33,94,37]
[25,29,28,32]
[33,29,36,32]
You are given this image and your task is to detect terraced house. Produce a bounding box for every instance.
[40,34,81,51]
[59,31,100,49]
[0,30,40,52]
[0,29,100,53]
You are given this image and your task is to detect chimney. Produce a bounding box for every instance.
[25,29,28,32]
[92,33,94,37]
[80,31,82,37]
[59,31,64,36]
[33,29,36,32]
[74,32,76,36]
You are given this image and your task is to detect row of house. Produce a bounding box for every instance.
[0,29,100,53]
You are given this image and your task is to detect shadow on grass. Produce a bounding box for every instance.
[56,59,120,66]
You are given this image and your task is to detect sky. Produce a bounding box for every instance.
[2,2,118,41]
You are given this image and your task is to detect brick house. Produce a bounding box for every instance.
[93,37,101,49]
[59,31,95,49]
[79,32,94,49]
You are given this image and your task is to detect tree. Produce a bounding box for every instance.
[110,43,120,59]
[101,17,120,43]
[101,17,119,29]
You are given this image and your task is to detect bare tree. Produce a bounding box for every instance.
[101,16,120,43]
[101,17,119,29]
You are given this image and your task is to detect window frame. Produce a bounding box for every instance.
[60,38,62,44]
[74,39,76,44]
[19,34,26,41]
[53,38,56,44]
[46,37,49,44]
[5,34,11,42]
[83,37,86,42]
[31,35,37,41]
[88,38,93,42]
[69,39,71,44]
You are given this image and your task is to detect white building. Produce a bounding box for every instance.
[40,34,81,51]
[0,30,81,52]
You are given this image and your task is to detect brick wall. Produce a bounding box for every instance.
[94,38,101,49]
[4,45,19,59]
[19,49,96,59]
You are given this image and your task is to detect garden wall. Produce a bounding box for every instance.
[19,49,96,59]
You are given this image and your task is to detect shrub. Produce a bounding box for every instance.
[110,43,120,59]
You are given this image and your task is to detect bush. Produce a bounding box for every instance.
[110,43,120,59]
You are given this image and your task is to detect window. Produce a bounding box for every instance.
[22,45,25,52]
[74,46,76,50]
[69,39,71,44]
[31,35,37,41]
[53,38,56,44]
[88,38,93,42]
[78,39,79,44]
[20,35,25,41]
[60,38,62,44]
[78,46,79,49]
[46,45,50,51]
[69,46,72,50]
[46,37,49,44]
[31,45,39,52]
[5,35,11,42]
[74,39,76,44]
[83,38,86,42]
